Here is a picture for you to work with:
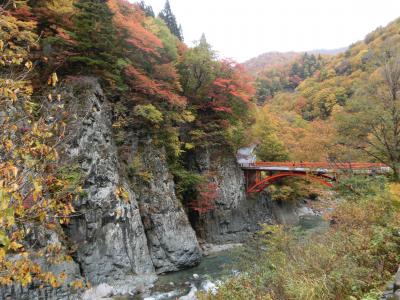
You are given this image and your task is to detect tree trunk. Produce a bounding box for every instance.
[392,163,400,182]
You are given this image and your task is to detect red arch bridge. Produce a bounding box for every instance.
[240,162,391,193]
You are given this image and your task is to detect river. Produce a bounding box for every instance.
[126,212,329,300]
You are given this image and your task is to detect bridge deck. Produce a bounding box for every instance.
[240,162,390,174]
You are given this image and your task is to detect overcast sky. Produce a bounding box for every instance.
[142,0,400,62]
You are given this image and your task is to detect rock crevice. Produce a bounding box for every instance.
[64,78,154,285]
[135,140,202,274]
[62,77,201,285]
[189,147,274,243]
[1,78,279,299]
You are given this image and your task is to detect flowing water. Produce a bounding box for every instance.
[136,213,329,300]
[145,249,239,299]
[298,214,329,232]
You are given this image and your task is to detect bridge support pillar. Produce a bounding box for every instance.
[244,170,261,191]
[240,161,389,193]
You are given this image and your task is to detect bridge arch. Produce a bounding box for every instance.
[247,172,335,193]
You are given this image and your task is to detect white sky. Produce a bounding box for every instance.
[142,0,400,62]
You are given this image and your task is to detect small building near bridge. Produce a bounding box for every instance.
[236,144,257,165]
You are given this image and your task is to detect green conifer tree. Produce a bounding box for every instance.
[139,0,155,17]
[69,0,122,83]
[178,24,184,41]
[158,0,183,41]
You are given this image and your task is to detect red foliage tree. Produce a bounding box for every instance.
[190,182,218,214]
[205,60,255,113]
[153,63,180,85]
[10,5,34,21]
[108,0,186,107]
[107,0,163,55]
[125,65,186,106]
[30,2,78,73]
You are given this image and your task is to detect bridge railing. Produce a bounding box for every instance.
[240,161,389,172]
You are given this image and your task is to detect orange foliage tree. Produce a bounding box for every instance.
[207,60,255,113]
[190,182,218,214]
[179,38,256,147]
[0,2,78,287]
[108,0,162,55]
[108,0,186,107]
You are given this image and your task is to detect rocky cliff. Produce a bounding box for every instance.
[381,266,400,300]
[131,138,201,274]
[1,78,279,299]
[64,78,201,283]
[1,78,202,299]
[63,78,155,285]
[189,148,274,243]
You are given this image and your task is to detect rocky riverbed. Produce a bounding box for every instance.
[0,79,338,300]
[125,205,329,300]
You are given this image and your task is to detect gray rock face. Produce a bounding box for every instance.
[191,148,274,243]
[64,78,154,284]
[0,248,82,300]
[395,268,400,291]
[381,266,400,300]
[0,281,77,300]
[0,258,81,300]
[63,77,200,280]
[268,199,303,225]
[138,140,202,273]
[2,77,283,298]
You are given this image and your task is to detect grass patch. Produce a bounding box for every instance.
[201,179,400,300]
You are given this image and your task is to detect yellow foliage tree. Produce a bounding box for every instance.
[250,106,289,161]
[0,2,77,287]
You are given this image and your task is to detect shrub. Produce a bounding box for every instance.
[334,175,387,200]
[134,104,163,124]
[206,183,400,300]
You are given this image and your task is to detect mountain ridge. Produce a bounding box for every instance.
[243,47,347,75]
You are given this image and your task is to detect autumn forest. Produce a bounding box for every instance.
[1,0,400,299]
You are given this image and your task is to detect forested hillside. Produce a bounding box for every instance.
[0,0,257,291]
[243,52,301,75]
[1,0,400,299]
[208,18,400,300]
[243,48,345,76]
[249,17,400,179]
